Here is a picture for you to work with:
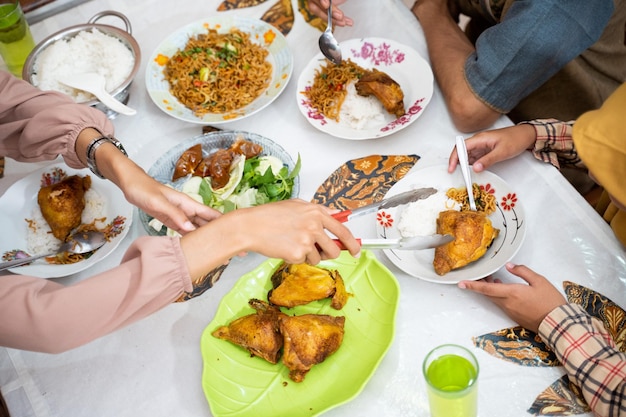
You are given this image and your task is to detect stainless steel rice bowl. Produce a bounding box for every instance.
[22,10,141,119]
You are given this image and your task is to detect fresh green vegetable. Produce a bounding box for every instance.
[150,153,301,236]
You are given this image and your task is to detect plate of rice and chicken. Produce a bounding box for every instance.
[0,165,133,278]
[145,16,293,124]
[297,37,434,140]
[374,165,526,283]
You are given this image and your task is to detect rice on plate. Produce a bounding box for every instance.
[31,28,134,103]
[397,190,459,237]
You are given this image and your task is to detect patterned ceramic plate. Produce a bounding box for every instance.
[296,37,433,140]
[145,16,292,124]
[375,165,526,283]
[0,165,132,278]
[201,250,399,417]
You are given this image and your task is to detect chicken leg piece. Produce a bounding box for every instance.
[37,175,91,241]
[279,314,345,382]
[268,263,349,309]
[433,210,499,275]
[212,299,285,364]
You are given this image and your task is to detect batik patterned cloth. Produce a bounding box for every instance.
[474,281,626,415]
[311,155,419,208]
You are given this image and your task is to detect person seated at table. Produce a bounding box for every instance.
[0,70,361,353]
[310,0,626,133]
[450,83,626,417]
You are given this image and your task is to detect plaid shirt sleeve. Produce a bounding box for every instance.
[539,304,626,416]
[518,119,585,170]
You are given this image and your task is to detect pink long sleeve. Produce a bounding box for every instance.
[0,70,113,168]
[0,236,193,353]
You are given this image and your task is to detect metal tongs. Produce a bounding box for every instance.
[329,187,453,250]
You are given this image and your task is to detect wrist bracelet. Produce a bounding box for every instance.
[86,136,128,179]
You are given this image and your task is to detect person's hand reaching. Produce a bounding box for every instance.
[307,0,353,27]
[458,263,567,333]
[448,124,537,173]
[124,175,221,235]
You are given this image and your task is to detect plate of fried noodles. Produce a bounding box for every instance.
[146,16,292,124]
[297,37,433,140]
[0,165,133,278]
[375,165,526,284]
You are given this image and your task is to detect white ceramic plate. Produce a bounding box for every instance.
[375,165,526,283]
[139,130,299,236]
[0,165,133,278]
[297,37,433,140]
[145,16,293,124]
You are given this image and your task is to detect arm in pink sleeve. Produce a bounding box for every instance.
[0,70,113,168]
[0,236,193,353]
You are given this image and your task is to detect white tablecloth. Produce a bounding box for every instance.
[1,0,625,416]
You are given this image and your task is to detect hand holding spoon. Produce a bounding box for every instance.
[318,0,342,65]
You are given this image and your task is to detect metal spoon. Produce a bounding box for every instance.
[455,135,477,211]
[57,72,137,116]
[318,0,342,65]
[0,231,107,271]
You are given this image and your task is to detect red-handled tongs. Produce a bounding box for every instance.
[331,187,437,223]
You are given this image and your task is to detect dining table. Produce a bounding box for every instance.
[1,0,625,416]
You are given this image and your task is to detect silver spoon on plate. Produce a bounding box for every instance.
[455,135,477,211]
[318,0,342,65]
[0,230,106,271]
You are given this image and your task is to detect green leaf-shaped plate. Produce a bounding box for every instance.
[201,250,399,416]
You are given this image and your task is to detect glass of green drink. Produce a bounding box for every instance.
[0,0,35,77]
[423,344,479,417]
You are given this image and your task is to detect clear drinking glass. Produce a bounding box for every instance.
[422,344,479,417]
[0,0,35,77]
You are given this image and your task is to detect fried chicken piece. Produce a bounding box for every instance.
[37,175,91,241]
[433,210,500,275]
[279,314,345,382]
[212,299,285,364]
[355,69,405,117]
[268,263,349,309]
[172,143,203,180]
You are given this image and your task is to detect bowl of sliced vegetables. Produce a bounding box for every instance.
[140,130,300,236]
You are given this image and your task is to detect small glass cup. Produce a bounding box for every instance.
[0,0,35,77]
[422,344,479,417]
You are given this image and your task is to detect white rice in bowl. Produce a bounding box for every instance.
[397,190,459,237]
[26,188,107,255]
[31,28,134,103]
[339,81,386,130]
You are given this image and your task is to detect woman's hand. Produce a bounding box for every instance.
[307,0,353,27]
[448,124,537,173]
[124,175,221,235]
[458,263,567,333]
[231,199,360,265]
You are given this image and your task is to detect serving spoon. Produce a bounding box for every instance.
[318,0,342,65]
[0,231,107,271]
[57,72,137,116]
[455,135,477,211]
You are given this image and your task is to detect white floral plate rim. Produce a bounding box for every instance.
[375,165,526,283]
[145,16,293,124]
[0,165,133,278]
[296,37,434,140]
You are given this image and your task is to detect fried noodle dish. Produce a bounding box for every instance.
[303,59,368,121]
[164,28,272,116]
[446,183,496,214]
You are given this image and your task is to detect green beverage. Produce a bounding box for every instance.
[423,345,479,417]
[0,0,35,77]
